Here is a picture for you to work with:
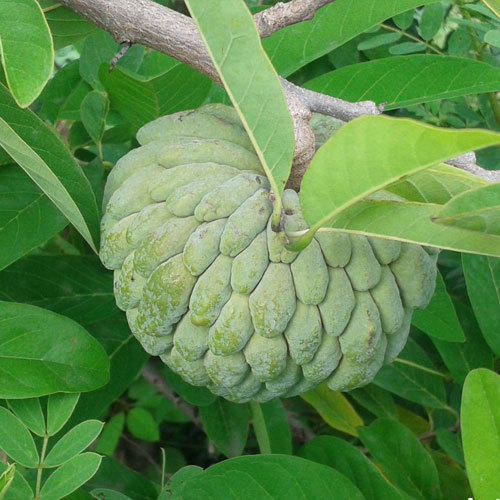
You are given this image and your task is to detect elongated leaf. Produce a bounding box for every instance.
[300,115,500,231]
[0,165,67,272]
[432,301,493,384]
[250,400,292,455]
[95,413,125,457]
[359,418,441,500]
[461,369,500,500]
[176,455,364,499]
[69,315,148,425]
[387,163,487,204]
[45,420,103,467]
[412,271,465,342]
[299,436,406,500]
[462,254,500,356]
[80,91,109,143]
[185,0,294,208]
[0,407,39,468]
[301,384,363,437]
[0,255,117,325]
[348,385,397,419]
[419,3,444,41]
[0,462,33,500]
[40,452,102,500]
[0,84,100,251]
[323,200,500,257]
[0,463,15,499]
[433,183,500,236]
[305,56,500,110]
[374,338,448,409]
[99,64,211,132]
[91,490,132,500]
[435,428,465,466]
[199,399,250,458]
[0,0,53,107]
[264,0,440,77]
[7,398,45,436]
[482,0,500,16]
[0,302,109,398]
[126,408,159,442]
[432,451,472,500]
[47,393,80,436]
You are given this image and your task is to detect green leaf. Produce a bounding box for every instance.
[387,163,487,203]
[163,367,216,407]
[357,32,402,50]
[80,30,145,90]
[393,9,415,30]
[484,29,500,48]
[44,6,98,50]
[432,301,493,384]
[431,451,472,500]
[7,398,45,436]
[419,3,444,41]
[0,165,67,272]
[126,408,159,442]
[374,338,448,409]
[99,63,212,132]
[482,0,500,17]
[301,384,363,437]
[176,455,364,499]
[250,400,292,455]
[46,393,80,436]
[462,254,500,356]
[0,0,53,107]
[0,463,15,500]
[199,399,250,458]
[433,183,500,236]
[348,385,397,419]
[0,407,39,468]
[69,315,148,425]
[0,84,100,252]
[389,42,427,54]
[412,271,465,342]
[44,420,104,467]
[80,91,109,144]
[0,462,33,500]
[264,0,440,77]
[461,369,500,500]
[304,56,500,111]
[91,490,132,500]
[0,302,109,398]
[185,0,294,217]
[299,116,500,234]
[0,255,117,325]
[299,436,406,500]
[39,452,102,500]
[359,418,441,499]
[95,413,125,457]
[435,428,464,466]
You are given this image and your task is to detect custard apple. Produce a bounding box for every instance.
[100,104,438,403]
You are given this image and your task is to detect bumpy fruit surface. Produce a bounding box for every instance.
[100,104,438,402]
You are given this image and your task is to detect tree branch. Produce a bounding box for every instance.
[57,0,380,176]
[255,0,335,38]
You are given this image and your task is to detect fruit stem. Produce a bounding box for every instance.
[249,401,272,454]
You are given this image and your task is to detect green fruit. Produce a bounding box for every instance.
[100,104,439,402]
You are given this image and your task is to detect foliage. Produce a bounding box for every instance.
[0,0,498,498]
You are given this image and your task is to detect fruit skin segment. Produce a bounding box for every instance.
[101,104,438,403]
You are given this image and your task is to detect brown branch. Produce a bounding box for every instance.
[141,360,203,429]
[57,0,380,177]
[255,0,335,38]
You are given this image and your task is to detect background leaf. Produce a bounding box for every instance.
[185,0,294,207]
[359,418,441,499]
[126,408,159,442]
[80,91,109,144]
[7,398,45,436]
[462,254,500,356]
[264,0,441,76]
[461,369,500,500]
[0,302,109,398]
[0,0,53,107]
[0,407,39,468]
[0,84,100,251]
[301,384,363,436]
[305,56,500,110]
[199,399,250,458]
[0,165,67,272]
